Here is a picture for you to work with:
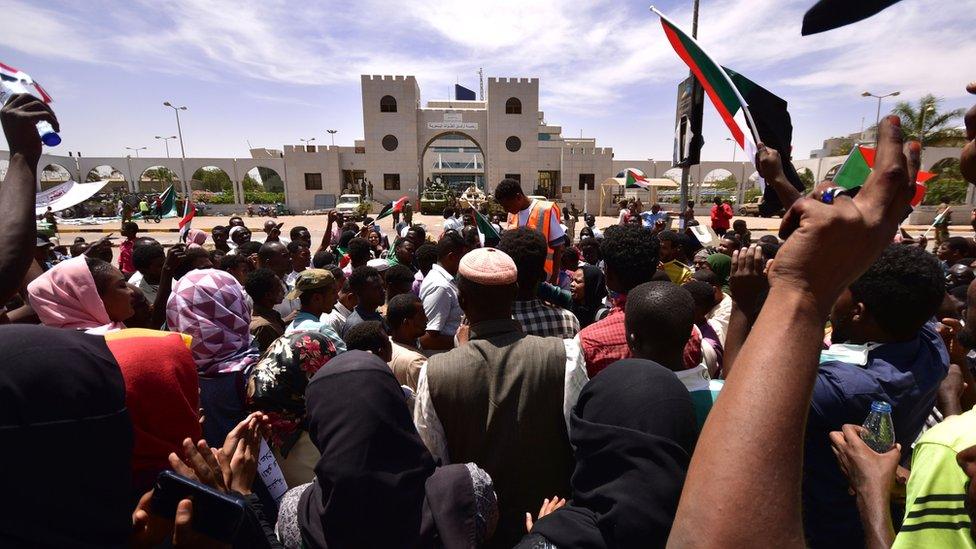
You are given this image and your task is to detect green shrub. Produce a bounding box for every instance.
[244,191,285,204]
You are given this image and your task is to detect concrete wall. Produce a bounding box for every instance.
[281,145,341,212]
[361,75,420,204]
[486,77,539,194]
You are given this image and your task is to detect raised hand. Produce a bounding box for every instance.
[729,244,768,318]
[215,412,266,495]
[829,424,901,499]
[773,116,918,316]
[167,438,228,492]
[0,94,59,160]
[525,496,566,532]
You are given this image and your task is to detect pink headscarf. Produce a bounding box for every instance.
[186,228,208,248]
[27,255,125,334]
[166,269,258,375]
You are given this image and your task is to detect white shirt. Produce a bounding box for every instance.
[419,263,462,337]
[274,277,300,318]
[322,301,352,335]
[514,200,566,246]
[442,216,463,233]
[706,293,733,345]
[413,337,588,464]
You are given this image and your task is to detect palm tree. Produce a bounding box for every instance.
[890,95,966,147]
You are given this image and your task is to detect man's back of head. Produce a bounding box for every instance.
[343,320,392,362]
[497,228,547,298]
[494,178,527,214]
[625,281,694,370]
[600,224,660,295]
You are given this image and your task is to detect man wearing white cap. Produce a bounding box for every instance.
[413,247,588,549]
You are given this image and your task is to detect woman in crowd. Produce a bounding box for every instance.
[275,351,498,548]
[516,359,698,549]
[185,228,209,248]
[104,328,202,499]
[0,325,133,547]
[166,268,260,445]
[247,331,339,486]
[571,265,608,329]
[27,255,135,334]
[704,252,732,293]
[366,228,386,258]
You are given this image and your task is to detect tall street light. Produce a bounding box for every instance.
[299,137,316,151]
[327,129,338,146]
[725,137,737,163]
[163,101,188,193]
[155,135,176,158]
[125,146,147,158]
[861,90,900,145]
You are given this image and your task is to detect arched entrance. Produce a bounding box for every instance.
[140,166,181,193]
[40,163,72,190]
[85,164,128,192]
[189,166,234,204]
[243,166,285,204]
[418,131,485,196]
[702,169,737,203]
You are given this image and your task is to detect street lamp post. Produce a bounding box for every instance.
[861,90,900,145]
[327,129,338,147]
[299,137,316,151]
[163,101,188,194]
[155,135,176,158]
[125,146,147,158]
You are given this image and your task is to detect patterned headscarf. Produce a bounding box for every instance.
[166,269,258,375]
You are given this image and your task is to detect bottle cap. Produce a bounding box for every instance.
[870,401,892,414]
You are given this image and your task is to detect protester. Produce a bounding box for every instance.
[341,266,386,337]
[185,228,208,248]
[322,266,354,336]
[263,220,286,244]
[704,252,732,292]
[385,263,416,302]
[937,236,970,269]
[495,178,566,284]
[413,242,438,295]
[658,230,693,284]
[311,250,335,269]
[366,228,385,258]
[517,358,697,549]
[286,240,311,286]
[570,265,608,329]
[343,320,393,362]
[248,331,338,486]
[28,255,135,334]
[418,231,466,351]
[498,228,580,339]
[386,293,428,389]
[284,269,346,353]
[289,225,312,247]
[710,196,733,236]
[731,219,752,246]
[387,237,417,272]
[683,279,726,381]
[219,252,253,285]
[414,247,586,548]
[276,351,498,548]
[119,221,140,277]
[129,241,164,303]
[257,241,297,318]
[559,247,580,290]
[245,268,287,354]
[211,224,230,253]
[229,225,252,252]
[166,268,260,445]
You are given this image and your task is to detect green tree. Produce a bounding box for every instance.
[891,94,966,147]
[798,168,815,192]
[142,167,176,185]
[191,167,233,193]
[830,141,854,156]
[923,159,967,205]
[710,175,738,191]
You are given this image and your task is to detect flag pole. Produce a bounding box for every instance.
[921,206,951,239]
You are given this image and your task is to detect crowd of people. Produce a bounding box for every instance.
[4,81,976,548]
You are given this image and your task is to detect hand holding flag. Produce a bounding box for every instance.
[178,198,195,243]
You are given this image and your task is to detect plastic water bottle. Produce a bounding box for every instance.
[860,401,895,453]
[0,75,61,146]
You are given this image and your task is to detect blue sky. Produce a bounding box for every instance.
[1,0,973,162]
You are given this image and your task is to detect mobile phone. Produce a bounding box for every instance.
[150,470,247,544]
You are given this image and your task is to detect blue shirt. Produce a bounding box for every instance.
[802,322,948,548]
[640,211,668,228]
[286,311,347,354]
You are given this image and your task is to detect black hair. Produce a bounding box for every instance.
[657,230,683,248]
[760,241,780,260]
[850,244,946,340]
[244,268,280,302]
[337,230,356,249]
[580,236,599,249]
[289,226,309,240]
[121,221,139,234]
[313,250,336,269]
[758,235,780,245]
[134,237,159,248]
[691,269,721,288]
[416,243,438,269]
[684,279,717,313]
[497,227,547,287]
[237,241,262,257]
[173,247,211,280]
[562,247,580,263]
[347,238,372,263]
[343,320,388,355]
[494,178,524,202]
[70,242,89,257]
[327,265,344,282]
[287,240,308,254]
[651,270,672,282]
[443,207,455,219]
[460,226,482,250]
[946,237,970,255]
[348,266,380,294]
[228,216,243,225]
[437,230,466,259]
[385,264,415,288]
[386,293,422,330]
[600,225,660,293]
[132,242,164,272]
[721,234,742,248]
[625,281,694,355]
[84,257,116,295]
[219,253,249,272]
[406,225,426,241]
[211,224,227,234]
[257,241,287,263]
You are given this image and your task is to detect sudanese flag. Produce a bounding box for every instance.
[375,196,409,221]
[802,0,905,35]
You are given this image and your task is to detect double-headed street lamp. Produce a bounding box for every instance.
[155,135,177,158]
[299,137,316,150]
[163,101,189,192]
[861,90,900,145]
[327,129,338,146]
[125,146,147,158]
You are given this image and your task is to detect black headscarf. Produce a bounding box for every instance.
[298,350,480,548]
[0,325,133,548]
[572,265,608,329]
[531,359,697,549]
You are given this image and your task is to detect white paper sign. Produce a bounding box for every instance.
[258,438,289,503]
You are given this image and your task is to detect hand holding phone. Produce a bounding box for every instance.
[150,470,246,544]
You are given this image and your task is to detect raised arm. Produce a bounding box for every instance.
[317,209,339,254]
[757,144,803,213]
[721,244,768,377]
[669,117,917,547]
[0,94,59,304]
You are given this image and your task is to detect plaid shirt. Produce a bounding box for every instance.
[580,295,703,378]
[512,298,580,339]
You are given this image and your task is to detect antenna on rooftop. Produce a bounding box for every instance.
[478,68,484,100]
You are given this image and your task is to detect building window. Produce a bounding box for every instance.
[383,173,400,190]
[578,173,595,190]
[382,134,398,151]
[304,173,323,190]
[380,95,397,113]
[505,97,522,114]
[505,136,521,152]
[538,133,551,141]
[504,173,521,183]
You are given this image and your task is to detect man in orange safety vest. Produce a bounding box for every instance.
[494,178,565,284]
